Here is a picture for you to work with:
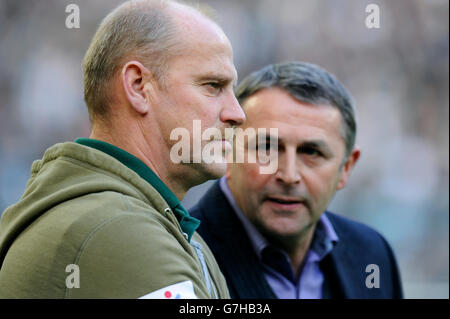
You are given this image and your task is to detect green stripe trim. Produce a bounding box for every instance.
[75,138,200,241]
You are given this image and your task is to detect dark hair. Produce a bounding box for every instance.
[236,61,357,156]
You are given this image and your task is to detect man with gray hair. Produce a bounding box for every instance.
[191,62,403,298]
[0,0,244,298]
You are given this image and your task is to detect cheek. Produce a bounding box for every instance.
[232,164,272,199]
[303,166,342,205]
[246,164,271,190]
[175,87,218,117]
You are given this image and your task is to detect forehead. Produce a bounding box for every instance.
[242,88,344,144]
[167,7,237,81]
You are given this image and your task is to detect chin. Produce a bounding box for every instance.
[204,161,227,179]
[189,161,227,184]
[268,225,303,238]
[259,215,312,239]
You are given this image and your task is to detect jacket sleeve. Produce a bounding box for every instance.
[377,233,404,299]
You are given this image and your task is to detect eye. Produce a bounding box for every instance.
[206,82,220,88]
[300,147,322,157]
[204,82,223,95]
[257,142,276,152]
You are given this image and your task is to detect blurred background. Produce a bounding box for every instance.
[0,0,448,298]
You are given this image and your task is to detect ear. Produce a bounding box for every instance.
[225,162,233,181]
[336,147,360,190]
[121,61,155,115]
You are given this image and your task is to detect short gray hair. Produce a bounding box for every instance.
[83,0,215,122]
[236,62,357,156]
[83,0,176,121]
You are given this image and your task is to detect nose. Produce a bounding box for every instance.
[275,148,301,185]
[220,92,246,126]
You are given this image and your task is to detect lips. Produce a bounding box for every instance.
[211,139,232,150]
[265,195,305,205]
[212,138,232,143]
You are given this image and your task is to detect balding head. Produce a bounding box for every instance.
[83,0,218,123]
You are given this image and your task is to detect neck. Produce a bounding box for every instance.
[89,124,189,200]
[289,226,316,278]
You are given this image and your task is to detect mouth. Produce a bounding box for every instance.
[212,139,232,148]
[264,196,306,210]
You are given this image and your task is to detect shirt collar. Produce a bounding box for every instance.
[220,176,268,255]
[308,214,339,262]
[219,176,339,261]
[75,138,200,242]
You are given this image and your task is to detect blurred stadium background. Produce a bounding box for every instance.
[0,0,448,298]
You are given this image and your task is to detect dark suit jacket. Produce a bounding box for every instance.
[190,181,403,299]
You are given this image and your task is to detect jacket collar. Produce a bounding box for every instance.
[75,138,200,241]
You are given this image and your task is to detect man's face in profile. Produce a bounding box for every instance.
[150,15,245,183]
[228,87,358,240]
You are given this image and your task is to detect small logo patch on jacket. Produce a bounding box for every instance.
[138,280,198,299]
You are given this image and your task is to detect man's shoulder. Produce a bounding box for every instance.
[189,181,228,219]
[45,192,192,262]
[44,190,164,230]
[324,211,398,266]
[189,183,234,243]
[0,192,206,298]
[8,191,178,265]
[325,211,387,246]
[189,203,207,221]
[324,211,403,298]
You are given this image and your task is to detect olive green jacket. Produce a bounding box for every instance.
[0,142,229,299]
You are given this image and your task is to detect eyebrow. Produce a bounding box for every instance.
[254,136,333,154]
[299,140,333,155]
[195,72,238,87]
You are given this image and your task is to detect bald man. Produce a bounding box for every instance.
[0,0,244,298]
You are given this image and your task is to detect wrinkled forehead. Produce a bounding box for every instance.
[168,33,236,85]
[240,88,344,142]
[169,3,232,54]
[165,5,236,77]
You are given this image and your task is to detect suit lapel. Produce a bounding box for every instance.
[323,212,367,298]
[197,181,277,299]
